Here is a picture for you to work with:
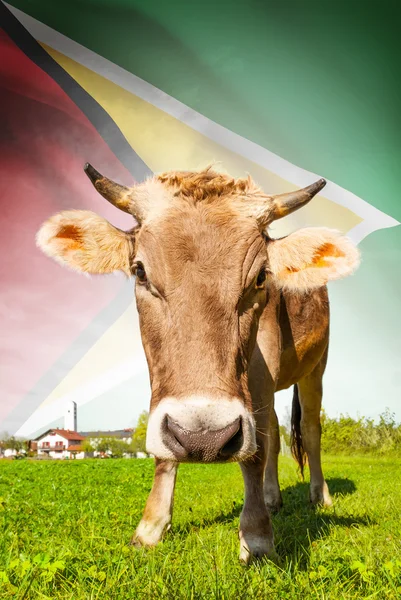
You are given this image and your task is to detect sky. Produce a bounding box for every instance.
[1,0,400,438]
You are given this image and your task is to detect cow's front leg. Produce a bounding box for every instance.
[131,459,178,547]
[239,439,275,564]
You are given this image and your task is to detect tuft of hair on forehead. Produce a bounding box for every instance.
[157,166,261,204]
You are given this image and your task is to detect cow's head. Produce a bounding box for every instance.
[37,165,359,463]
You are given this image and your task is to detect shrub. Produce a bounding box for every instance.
[320,408,401,455]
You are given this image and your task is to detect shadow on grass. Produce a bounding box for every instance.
[175,502,243,533]
[326,476,357,496]
[175,477,373,568]
[273,477,372,567]
[282,476,357,507]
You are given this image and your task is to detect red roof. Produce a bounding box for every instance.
[34,429,85,442]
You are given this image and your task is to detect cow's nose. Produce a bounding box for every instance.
[163,415,243,462]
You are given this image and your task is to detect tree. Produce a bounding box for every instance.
[81,438,95,453]
[1,435,26,453]
[130,411,149,454]
[279,425,291,448]
[90,435,129,458]
[95,436,112,455]
[282,405,292,433]
[108,438,129,458]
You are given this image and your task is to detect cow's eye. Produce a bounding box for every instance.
[256,267,266,288]
[135,262,147,284]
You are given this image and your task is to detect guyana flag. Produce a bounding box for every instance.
[0,0,400,438]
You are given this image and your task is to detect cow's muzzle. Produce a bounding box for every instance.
[146,396,257,463]
[163,415,243,462]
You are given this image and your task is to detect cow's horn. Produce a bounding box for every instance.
[84,163,133,214]
[270,178,327,221]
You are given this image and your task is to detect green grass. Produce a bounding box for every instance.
[0,455,400,599]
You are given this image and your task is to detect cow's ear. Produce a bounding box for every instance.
[267,227,360,292]
[36,210,136,276]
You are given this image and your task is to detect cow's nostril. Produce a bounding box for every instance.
[219,419,243,458]
[163,415,242,462]
[160,416,186,460]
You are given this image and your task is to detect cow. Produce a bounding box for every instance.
[36,164,360,563]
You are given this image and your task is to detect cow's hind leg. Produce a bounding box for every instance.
[131,459,177,547]
[296,361,332,507]
[264,406,283,512]
[239,432,275,564]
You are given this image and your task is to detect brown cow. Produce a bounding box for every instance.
[37,165,360,562]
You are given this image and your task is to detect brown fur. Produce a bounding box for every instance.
[55,224,83,244]
[157,168,253,201]
[313,242,345,267]
[134,203,265,409]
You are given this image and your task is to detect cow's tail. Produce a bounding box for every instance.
[290,384,306,480]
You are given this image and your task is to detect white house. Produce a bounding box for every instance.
[33,429,86,459]
[4,448,18,458]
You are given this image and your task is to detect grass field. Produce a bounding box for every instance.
[0,455,400,599]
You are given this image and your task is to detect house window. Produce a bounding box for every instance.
[55,441,63,447]
[42,442,50,448]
